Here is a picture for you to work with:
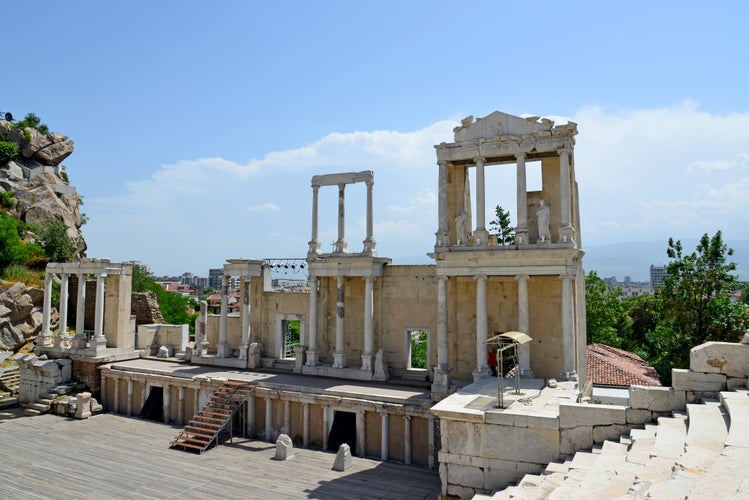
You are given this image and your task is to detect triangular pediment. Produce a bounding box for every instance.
[453,111,553,142]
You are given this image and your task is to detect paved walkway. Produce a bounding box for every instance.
[0,407,440,499]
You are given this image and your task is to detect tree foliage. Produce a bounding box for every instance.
[585,231,748,385]
[14,112,49,135]
[40,220,75,262]
[0,212,27,270]
[132,266,198,333]
[489,205,515,245]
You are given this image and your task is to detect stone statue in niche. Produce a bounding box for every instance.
[455,211,470,246]
[537,199,551,243]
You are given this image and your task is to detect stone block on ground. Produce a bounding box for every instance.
[273,434,294,461]
[333,443,352,471]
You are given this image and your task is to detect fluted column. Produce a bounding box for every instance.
[163,384,171,424]
[436,160,449,246]
[217,275,230,357]
[93,272,106,340]
[335,183,347,253]
[58,273,69,336]
[474,274,488,381]
[332,277,346,368]
[516,274,532,376]
[302,403,310,447]
[265,397,273,442]
[126,379,133,416]
[75,272,86,342]
[361,276,374,371]
[306,274,319,366]
[363,180,376,254]
[380,412,389,461]
[560,273,575,377]
[404,415,412,465]
[40,271,53,348]
[357,410,366,458]
[308,184,321,256]
[113,377,120,414]
[474,156,488,246]
[516,153,528,244]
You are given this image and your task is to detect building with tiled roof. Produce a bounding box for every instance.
[587,343,661,387]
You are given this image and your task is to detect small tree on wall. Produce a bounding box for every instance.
[489,205,515,245]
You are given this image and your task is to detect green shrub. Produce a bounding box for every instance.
[40,220,75,262]
[0,212,28,270]
[0,141,18,162]
[0,190,16,208]
[14,112,49,135]
[0,264,43,287]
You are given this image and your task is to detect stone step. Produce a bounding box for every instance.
[29,402,51,413]
[650,416,687,459]
[38,398,55,405]
[569,451,598,471]
[720,391,749,448]
[686,399,728,451]
[23,408,41,416]
[600,440,628,456]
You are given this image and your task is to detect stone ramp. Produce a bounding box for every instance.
[476,389,749,499]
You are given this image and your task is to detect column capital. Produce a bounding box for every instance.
[437,275,448,283]
[515,274,530,282]
[473,155,486,166]
[437,158,447,167]
[365,179,374,188]
[515,151,526,161]
[473,273,487,282]
[559,273,574,281]
[558,147,571,156]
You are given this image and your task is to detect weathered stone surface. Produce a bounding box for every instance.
[691,342,749,378]
[559,402,627,428]
[20,128,74,166]
[593,424,631,443]
[479,423,559,464]
[75,392,92,419]
[446,463,484,489]
[629,386,674,412]
[332,443,351,471]
[672,369,726,392]
[626,408,653,425]
[274,434,294,460]
[560,426,592,455]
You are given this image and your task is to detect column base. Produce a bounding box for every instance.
[39,330,54,348]
[473,229,489,247]
[238,344,250,360]
[305,350,320,366]
[216,342,232,358]
[431,365,451,397]
[332,351,347,369]
[362,239,377,256]
[472,366,490,383]
[515,229,529,245]
[435,231,450,247]
[92,336,108,355]
[360,353,373,372]
[558,225,576,245]
[293,345,307,373]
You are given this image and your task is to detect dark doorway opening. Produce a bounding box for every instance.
[327,410,356,454]
[139,386,163,421]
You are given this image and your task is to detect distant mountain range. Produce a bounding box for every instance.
[396,240,749,283]
[583,240,749,282]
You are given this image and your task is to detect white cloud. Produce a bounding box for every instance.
[84,104,749,274]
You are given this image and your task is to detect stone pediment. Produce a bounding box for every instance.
[453,111,555,142]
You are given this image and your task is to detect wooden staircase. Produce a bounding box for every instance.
[170,381,254,454]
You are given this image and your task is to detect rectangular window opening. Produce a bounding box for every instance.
[282,319,300,359]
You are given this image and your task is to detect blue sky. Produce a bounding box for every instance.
[4,2,749,277]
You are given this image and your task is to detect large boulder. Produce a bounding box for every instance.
[15,185,81,240]
[0,282,51,351]
[19,128,74,166]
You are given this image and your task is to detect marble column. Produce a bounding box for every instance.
[240,278,251,360]
[474,274,488,381]
[247,395,256,437]
[380,412,389,461]
[404,415,412,465]
[178,386,185,425]
[560,273,575,377]
[75,273,86,344]
[283,399,291,435]
[361,276,374,371]
[58,273,69,337]
[335,183,347,253]
[558,147,574,243]
[163,384,171,424]
[302,403,310,447]
[436,160,449,246]
[217,275,231,357]
[40,272,53,347]
[516,153,528,244]
[516,274,532,376]
[93,272,106,342]
[126,379,133,417]
[265,397,273,442]
[363,180,376,254]
[193,387,201,416]
[322,406,329,450]
[306,274,319,366]
[357,410,366,458]
[432,276,450,395]
[473,156,488,246]
[308,184,321,256]
[113,377,120,414]
[427,413,435,470]
[332,277,346,368]
[141,381,148,413]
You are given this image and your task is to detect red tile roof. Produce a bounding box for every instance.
[587,343,661,387]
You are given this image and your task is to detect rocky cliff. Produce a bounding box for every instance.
[0,119,86,257]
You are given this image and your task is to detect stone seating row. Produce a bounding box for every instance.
[474,388,749,499]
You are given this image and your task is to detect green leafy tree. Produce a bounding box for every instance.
[40,220,75,262]
[649,231,749,383]
[14,112,49,134]
[0,212,27,270]
[585,271,632,347]
[0,141,19,162]
[489,205,515,245]
[132,266,198,333]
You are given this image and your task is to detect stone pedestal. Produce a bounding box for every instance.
[432,366,451,397]
[332,352,347,369]
[333,443,352,471]
[216,342,231,358]
[373,348,388,381]
[75,392,92,419]
[305,350,320,366]
[274,434,295,461]
[361,354,373,372]
[293,346,306,373]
